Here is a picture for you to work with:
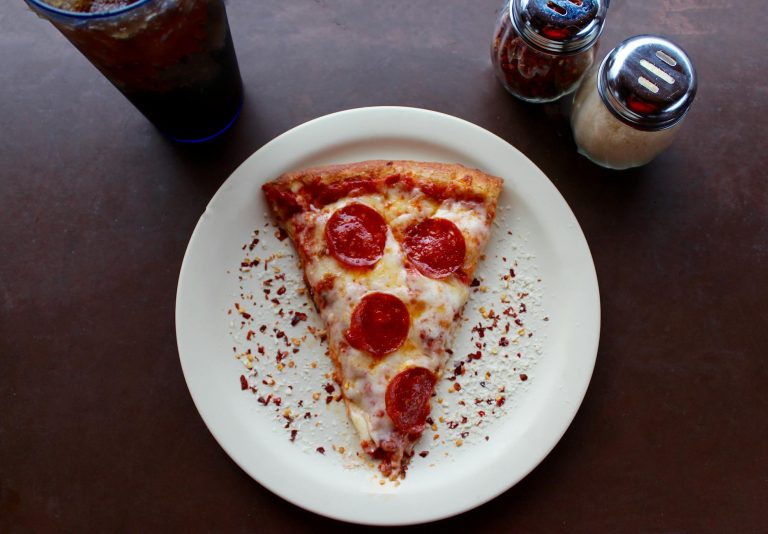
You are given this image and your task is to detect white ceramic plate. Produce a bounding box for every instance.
[176,107,600,525]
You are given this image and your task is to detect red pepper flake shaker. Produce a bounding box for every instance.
[491,0,609,103]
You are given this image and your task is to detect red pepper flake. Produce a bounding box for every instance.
[248,238,260,250]
[291,312,308,327]
[324,383,335,394]
[234,303,251,320]
[419,451,429,458]
[447,421,459,430]
[425,416,434,426]
[468,351,482,361]
[520,374,528,382]
[470,278,480,287]
[499,337,509,347]
[478,410,486,417]
[276,330,285,339]
[509,268,516,278]
[277,286,286,296]
[460,431,469,439]
[471,324,487,338]
[514,318,523,327]
[519,303,527,313]
[271,298,280,305]
[239,375,248,390]
[304,412,312,419]
[275,228,289,241]
[325,395,333,404]
[453,362,465,377]
[257,394,272,406]
[316,447,325,454]
[496,396,506,407]
[454,382,462,391]
[246,330,255,341]
[290,429,298,442]
[273,397,282,406]
[259,325,267,333]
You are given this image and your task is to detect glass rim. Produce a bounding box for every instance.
[26,0,153,20]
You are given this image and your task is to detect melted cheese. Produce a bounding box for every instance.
[292,189,489,446]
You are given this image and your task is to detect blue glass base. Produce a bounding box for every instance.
[164,98,243,144]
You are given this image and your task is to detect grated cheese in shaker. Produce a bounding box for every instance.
[571,35,697,170]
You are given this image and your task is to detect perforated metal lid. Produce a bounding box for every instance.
[509,0,608,55]
[597,35,697,131]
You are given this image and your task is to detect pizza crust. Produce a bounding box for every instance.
[265,160,503,223]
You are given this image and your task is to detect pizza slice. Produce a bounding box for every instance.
[262,160,502,477]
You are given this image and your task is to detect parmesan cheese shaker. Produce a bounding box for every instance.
[491,0,609,103]
[571,35,697,169]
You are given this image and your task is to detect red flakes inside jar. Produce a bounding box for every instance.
[491,8,596,102]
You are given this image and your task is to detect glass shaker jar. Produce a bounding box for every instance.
[491,0,608,103]
[571,35,697,169]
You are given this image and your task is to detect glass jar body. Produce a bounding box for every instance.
[571,70,682,169]
[491,1,596,103]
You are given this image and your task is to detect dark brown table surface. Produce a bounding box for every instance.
[2,0,767,531]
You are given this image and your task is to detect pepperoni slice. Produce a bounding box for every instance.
[385,367,437,435]
[346,292,409,357]
[325,203,387,268]
[403,218,466,278]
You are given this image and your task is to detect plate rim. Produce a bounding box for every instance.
[175,106,601,525]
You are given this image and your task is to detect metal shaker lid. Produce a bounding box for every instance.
[510,0,608,55]
[598,35,697,131]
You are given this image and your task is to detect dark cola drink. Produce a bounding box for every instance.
[28,0,243,142]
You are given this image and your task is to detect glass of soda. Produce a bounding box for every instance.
[25,0,244,143]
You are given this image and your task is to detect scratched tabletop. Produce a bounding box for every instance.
[1,1,766,532]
